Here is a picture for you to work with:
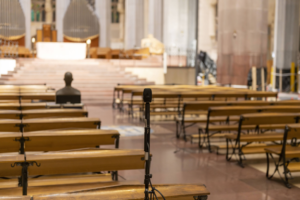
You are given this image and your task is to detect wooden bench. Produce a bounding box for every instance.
[177,101,284,139]
[113,85,278,112]
[193,107,300,152]
[0,93,55,102]
[0,149,146,195]
[0,129,120,154]
[0,103,84,110]
[178,101,300,139]
[31,184,209,200]
[22,118,101,132]
[265,124,300,188]
[225,113,300,167]
[0,109,88,120]
[21,109,88,119]
[90,47,112,59]
[0,118,100,132]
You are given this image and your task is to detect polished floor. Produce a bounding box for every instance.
[87,105,300,200]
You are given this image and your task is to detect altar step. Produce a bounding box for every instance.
[0,58,154,105]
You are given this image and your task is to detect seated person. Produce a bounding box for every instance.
[56,72,81,104]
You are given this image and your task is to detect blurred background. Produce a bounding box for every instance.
[0,0,299,97]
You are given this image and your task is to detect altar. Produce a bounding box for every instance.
[36,42,86,60]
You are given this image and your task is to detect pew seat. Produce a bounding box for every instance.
[176,116,240,124]
[0,180,140,196]
[32,184,210,200]
[0,173,113,189]
[0,196,30,200]
[225,132,283,142]
[265,146,300,159]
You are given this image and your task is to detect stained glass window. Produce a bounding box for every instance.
[31,0,55,22]
[111,0,119,23]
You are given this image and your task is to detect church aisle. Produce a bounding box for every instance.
[87,105,300,200]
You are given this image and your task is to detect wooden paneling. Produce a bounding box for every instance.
[164,67,195,85]
[63,36,99,48]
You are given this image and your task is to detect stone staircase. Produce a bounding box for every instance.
[0,58,154,105]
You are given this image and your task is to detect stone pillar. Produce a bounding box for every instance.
[273,0,299,89]
[56,0,70,42]
[125,0,144,49]
[217,0,268,85]
[95,0,111,47]
[187,0,197,49]
[198,0,217,60]
[45,0,53,24]
[163,0,190,55]
[119,0,125,43]
[148,0,163,41]
[19,0,31,49]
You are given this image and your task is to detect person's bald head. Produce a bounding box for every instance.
[64,72,73,86]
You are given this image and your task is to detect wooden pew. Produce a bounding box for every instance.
[90,47,112,59]
[0,196,30,200]
[22,118,101,132]
[21,93,55,101]
[111,49,122,59]
[0,149,146,195]
[265,124,300,188]
[226,113,300,167]
[31,184,210,199]
[0,109,87,120]
[0,118,100,133]
[21,109,88,119]
[0,178,139,196]
[0,93,55,102]
[0,103,84,110]
[177,101,300,139]
[126,88,278,118]
[193,106,300,152]
[0,129,119,153]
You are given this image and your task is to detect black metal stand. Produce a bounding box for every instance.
[11,158,41,195]
[144,102,151,200]
[142,88,165,200]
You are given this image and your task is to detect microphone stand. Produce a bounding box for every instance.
[144,101,151,200]
[143,89,165,200]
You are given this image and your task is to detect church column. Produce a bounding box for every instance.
[273,0,299,91]
[19,0,31,49]
[163,0,191,56]
[148,0,163,41]
[217,0,268,85]
[125,0,144,49]
[45,0,53,24]
[56,0,70,42]
[95,0,111,47]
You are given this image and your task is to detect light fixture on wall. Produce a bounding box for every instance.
[86,39,91,58]
[31,37,36,57]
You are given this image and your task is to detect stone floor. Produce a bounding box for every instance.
[87,105,300,200]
